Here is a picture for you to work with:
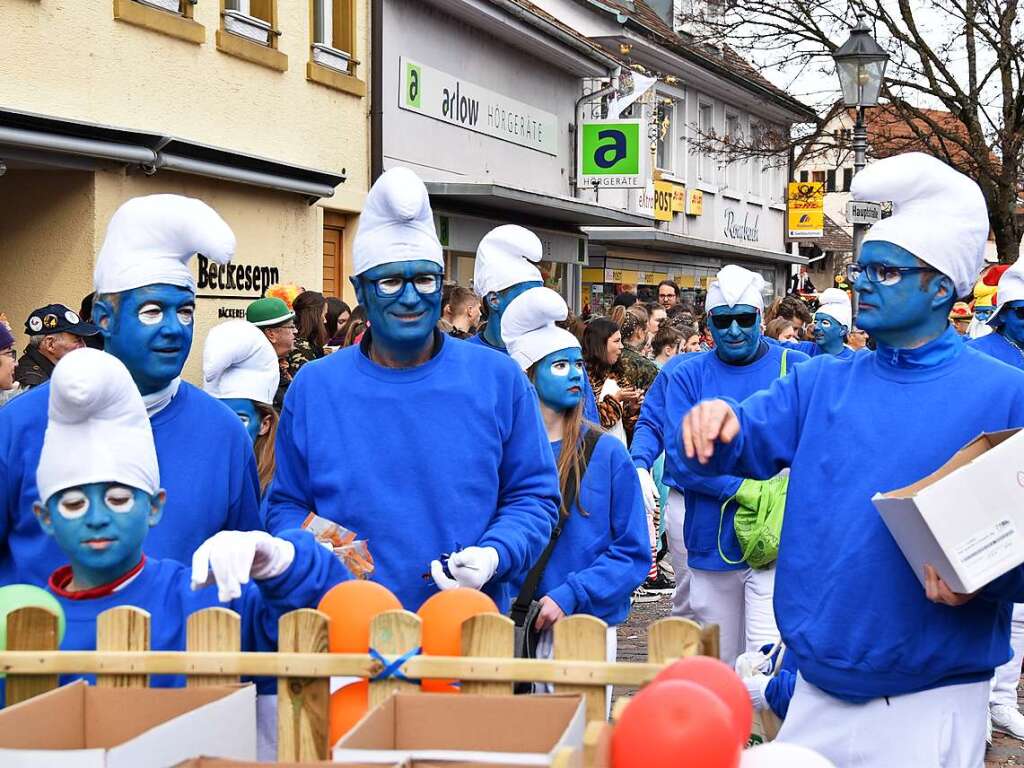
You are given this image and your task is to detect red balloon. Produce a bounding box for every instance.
[417,588,498,693]
[612,680,741,768]
[318,580,402,653]
[652,656,753,745]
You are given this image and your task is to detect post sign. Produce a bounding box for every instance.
[399,58,558,155]
[654,180,675,222]
[846,200,882,225]
[671,185,687,213]
[788,181,825,238]
[686,188,704,216]
[578,119,647,189]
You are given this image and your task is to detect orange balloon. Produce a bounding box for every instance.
[612,680,741,768]
[651,656,754,745]
[417,588,498,693]
[329,682,369,745]
[318,580,402,653]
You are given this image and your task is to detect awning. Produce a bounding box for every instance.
[583,227,809,266]
[0,108,345,200]
[424,181,654,228]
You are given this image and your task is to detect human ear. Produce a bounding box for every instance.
[148,491,166,527]
[33,502,54,535]
[350,277,365,307]
[258,414,272,437]
[93,298,117,338]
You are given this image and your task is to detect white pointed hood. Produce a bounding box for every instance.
[202,319,280,405]
[705,265,767,312]
[473,225,544,297]
[502,287,580,371]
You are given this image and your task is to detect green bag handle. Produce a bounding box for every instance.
[715,347,789,566]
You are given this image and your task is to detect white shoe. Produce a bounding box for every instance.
[991,703,1024,741]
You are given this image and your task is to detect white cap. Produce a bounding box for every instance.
[36,349,159,505]
[815,287,852,329]
[352,167,443,277]
[501,287,580,371]
[473,225,544,297]
[94,195,235,295]
[202,319,280,405]
[705,265,766,312]
[851,152,988,298]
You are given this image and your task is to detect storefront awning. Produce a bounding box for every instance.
[583,227,809,266]
[0,108,345,200]
[425,182,655,228]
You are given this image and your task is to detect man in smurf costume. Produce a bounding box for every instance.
[0,195,261,586]
[682,152,1024,767]
[788,288,856,360]
[265,167,559,611]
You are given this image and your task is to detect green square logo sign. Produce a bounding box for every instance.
[581,121,641,176]
[405,62,422,109]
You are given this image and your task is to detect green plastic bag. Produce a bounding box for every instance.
[718,475,788,569]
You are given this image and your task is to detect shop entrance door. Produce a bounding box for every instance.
[322,213,346,297]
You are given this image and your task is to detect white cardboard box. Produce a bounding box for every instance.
[0,681,257,768]
[872,429,1024,593]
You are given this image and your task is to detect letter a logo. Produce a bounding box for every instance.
[594,129,627,168]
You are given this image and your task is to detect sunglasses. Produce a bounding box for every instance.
[710,312,758,330]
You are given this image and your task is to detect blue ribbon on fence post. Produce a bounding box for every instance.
[369,646,422,685]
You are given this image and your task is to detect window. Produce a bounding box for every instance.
[749,123,763,197]
[656,99,676,173]
[113,0,205,43]
[812,170,826,184]
[842,167,854,192]
[725,114,740,190]
[217,0,287,71]
[826,169,836,193]
[799,170,809,183]
[312,0,356,75]
[698,103,715,182]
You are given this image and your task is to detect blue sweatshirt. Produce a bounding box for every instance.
[264,334,560,612]
[630,353,687,475]
[0,382,262,586]
[683,326,1024,700]
[536,433,649,625]
[969,332,1024,370]
[790,340,856,360]
[662,343,808,571]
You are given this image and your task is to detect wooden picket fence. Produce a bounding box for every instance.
[0,606,718,764]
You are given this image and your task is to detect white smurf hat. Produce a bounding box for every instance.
[705,265,766,312]
[850,152,988,298]
[473,225,544,297]
[501,287,580,371]
[202,319,280,405]
[36,349,159,505]
[816,288,852,329]
[352,167,443,276]
[94,194,236,295]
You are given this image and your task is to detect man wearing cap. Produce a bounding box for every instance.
[785,288,856,360]
[682,153,1024,766]
[247,297,296,411]
[0,194,262,587]
[14,304,100,391]
[265,168,559,611]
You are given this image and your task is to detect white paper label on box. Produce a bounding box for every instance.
[955,518,1017,583]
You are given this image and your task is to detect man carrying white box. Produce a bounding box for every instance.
[680,152,1024,768]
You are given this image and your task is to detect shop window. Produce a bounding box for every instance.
[217,0,287,71]
[307,0,365,96]
[698,102,715,182]
[113,0,205,44]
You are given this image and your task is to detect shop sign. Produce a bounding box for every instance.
[195,255,279,301]
[686,188,704,216]
[788,181,824,238]
[399,58,558,156]
[723,208,761,243]
[671,185,687,213]
[578,119,647,189]
[654,180,677,222]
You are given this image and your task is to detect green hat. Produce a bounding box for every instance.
[247,297,295,327]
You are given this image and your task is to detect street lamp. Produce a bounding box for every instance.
[833,16,888,265]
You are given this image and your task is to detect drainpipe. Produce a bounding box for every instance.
[571,66,620,196]
[370,0,384,181]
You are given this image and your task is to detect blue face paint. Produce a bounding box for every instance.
[975,305,996,324]
[36,483,163,589]
[351,260,443,365]
[533,347,585,412]
[94,285,195,395]
[813,312,848,355]
[220,398,261,443]
[852,241,954,348]
[709,304,762,364]
[482,281,544,348]
[998,299,1024,347]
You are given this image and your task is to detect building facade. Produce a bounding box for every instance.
[2,0,368,381]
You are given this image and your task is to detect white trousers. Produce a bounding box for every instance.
[537,625,618,717]
[778,673,989,768]
[990,603,1024,708]
[689,564,777,665]
[664,489,694,619]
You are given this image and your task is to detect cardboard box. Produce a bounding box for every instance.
[333,693,585,766]
[872,429,1024,593]
[0,681,256,768]
[177,760,503,768]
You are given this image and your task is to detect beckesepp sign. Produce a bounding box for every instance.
[399,57,558,156]
[578,119,647,189]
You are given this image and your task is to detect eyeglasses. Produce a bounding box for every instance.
[710,312,758,330]
[846,263,937,286]
[1,349,15,361]
[366,274,442,298]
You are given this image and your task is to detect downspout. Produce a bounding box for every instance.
[370,0,384,181]
[571,66,620,196]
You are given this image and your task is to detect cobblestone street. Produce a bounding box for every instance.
[616,594,1024,766]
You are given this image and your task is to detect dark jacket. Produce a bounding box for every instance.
[14,345,54,390]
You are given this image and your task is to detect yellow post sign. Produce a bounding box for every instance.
[686,189,704,216]
[654,180,675,222]
[671,185,687,212]
[788,182,824,238]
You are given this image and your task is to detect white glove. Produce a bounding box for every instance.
[191,531,296,603]
[637,467,660,515]
[429,546,499,591]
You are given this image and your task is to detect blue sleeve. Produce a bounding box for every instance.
[236,529,351,652]
[263,378,313,533]
[765,668,797,719]
[630,370,667,470]
[477,383,559,581]
[979,566,1024,602]
[547,447,650,617]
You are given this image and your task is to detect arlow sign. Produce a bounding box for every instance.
[577,119,647,189]
[399,57,558,156]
